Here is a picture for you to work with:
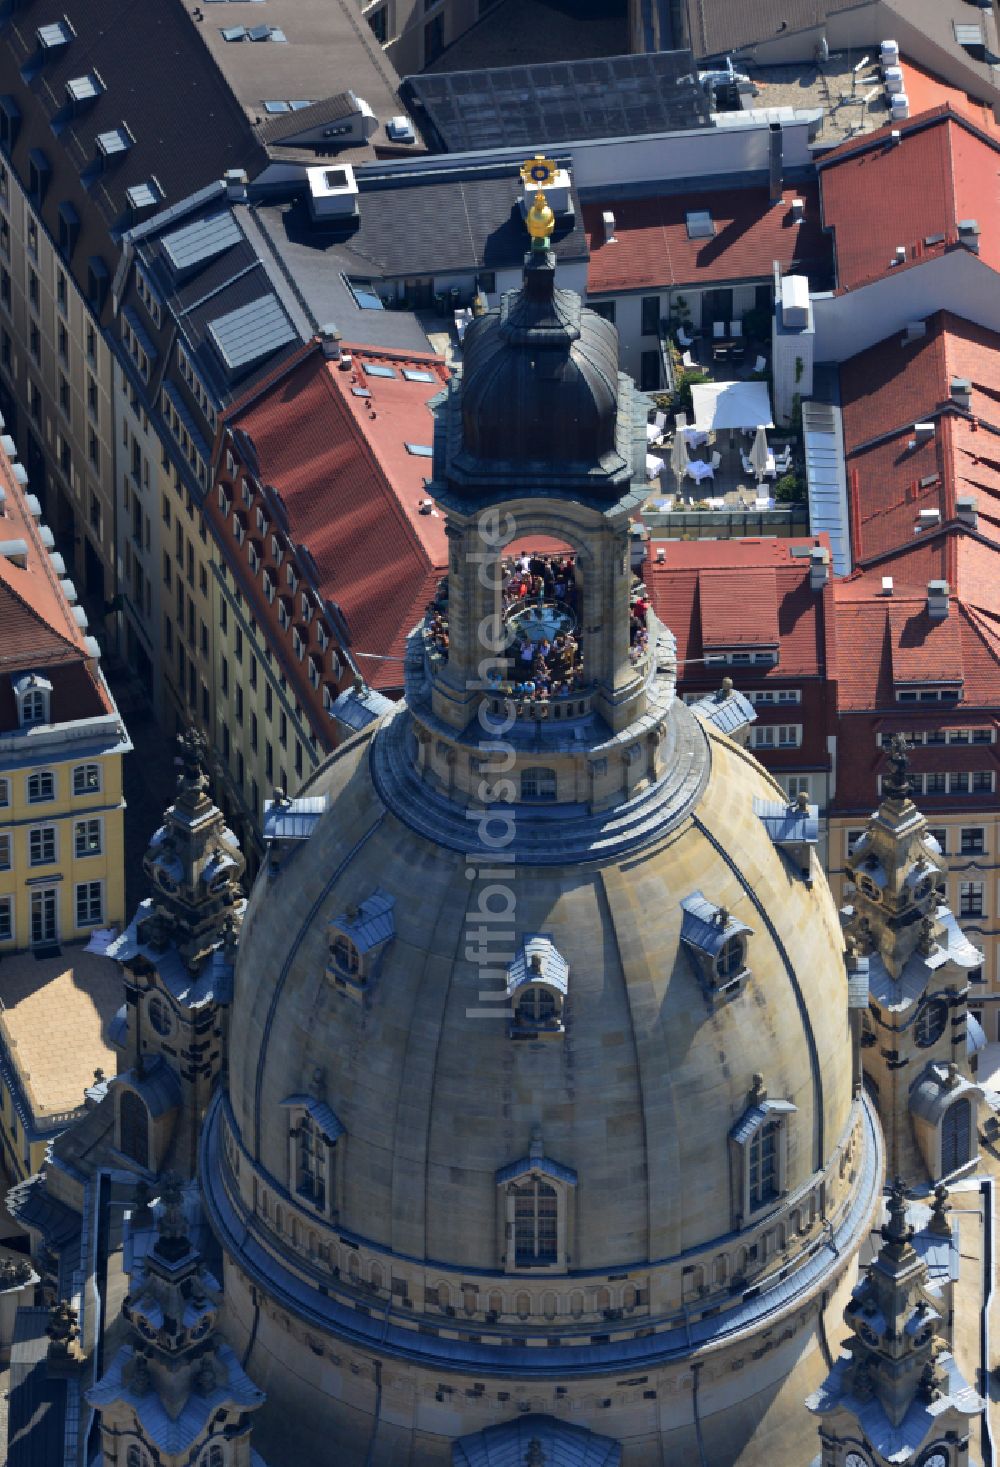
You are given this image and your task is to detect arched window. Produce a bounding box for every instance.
[331,934,359,978]
[127,1447,148,1467]
[294,1112,327,1210]
[715,935,745,982]
[520,767,556,802]
[147,995,172,1037]
[515,986,557,1027]
[512,1178,558,1266]
[21,688,46,724]
[119,1089,149,1168]
[915,997,948,1048]
[941,1097,972,1175]
[748,1118,780,1209]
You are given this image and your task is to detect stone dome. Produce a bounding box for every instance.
[225,704,854,1274]
[459,249,621,469]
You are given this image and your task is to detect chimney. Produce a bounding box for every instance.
[916,508,941,532]
[768,121,783,205]
[602,210,616,244]
[927,579,949,619]
[224,168,248,202]
[809,545,830,590]
[950,376,972,409]
[881,575,894,596]
[319,323,342,361]
[790,197,805,222]
[955,494,978,529]
[893,245,906,264]
[957,219,980,253]
[902,319,926,344]
[655,546,666,563]
[890,128,902,145]
[914,421,934,440]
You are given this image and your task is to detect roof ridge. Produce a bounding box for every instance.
[0,569,86,669]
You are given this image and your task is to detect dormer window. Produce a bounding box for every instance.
[326,889,395,1001]
[506,936,567,1038]
[14,672,52,727]
[729,1076,796,1224]
[680,892,752,1003]
[281,1085,344,1219]
[496,1142,577,1272]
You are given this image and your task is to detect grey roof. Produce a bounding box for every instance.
[400,50,709,153]
[846,958,869,1010]
[109,897,240,1009]
[454,1413,621,1467]
[730,1096,797,1145]
[331,684,394,732]
[8,1307,68,1467]
[506,935,569,998]
[680,891,752,959]
[807,1346,981,1454]
[258,90,361,145]
[6,1173,80,1249]
[161,210,243,274]
[496,1154,578,1187]
[263,795,329,843]
[117,1058,182,1120]
[280,1094,345,1142]
[690,687,756,737]
[208,292,297,371]
[329,888,395,953]
[753,797,819,846]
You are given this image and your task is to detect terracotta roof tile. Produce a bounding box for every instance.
[698,567,778,647]
[583,184,829,296]
[229,344,450,690]
[888,601,963,682]
[818,108,1000,292]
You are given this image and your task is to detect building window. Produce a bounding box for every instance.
[18,683,48,725]
[941,1096,972,1175]
[292,1109,333,1213]
[521,767,556,802]
[147,995,172,1036]
[961,827,985,856]
[748,1119,780,1209]
[641,295,661,336]
[590,299,615,325]
[927,827,947,854]
[639,349,661,391]
[73,763,101,795]
[119,1089,149,1168]
[0,897,11,942]
[29,826,56,865]
[330,934,360,980]
[27,770,55,803]
[0,833,10,869]
[74,818,102,857]
[914,996,949,1047]
[960,881,984,919]
[716,934,746,982]
[0,777,8,806]
[75,881,103,926]
[512,1176,558,1267]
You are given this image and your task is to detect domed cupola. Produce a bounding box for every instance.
[459,250,621,470]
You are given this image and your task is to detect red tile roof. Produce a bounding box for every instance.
[888,601,963,683]
[0,447,110,732]
[583,184,829,295]
[229,343,450,691]
[818,107,1000,292]
[698,567,778,647]
[901,59,1000,144]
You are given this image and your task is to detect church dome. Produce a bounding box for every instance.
[459,249,621,469]
[225,705,854,1274]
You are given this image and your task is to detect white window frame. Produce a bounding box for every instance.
[75,879,103,927]
[0,776,8,807]
[960,880,985,919]
[27,769,55,803]
[74,816,102,858]
[0,895,12,943]
[72,762,101,796]
[0,831,10,869]
[29,824,56,866]
[730,1098,796,1225]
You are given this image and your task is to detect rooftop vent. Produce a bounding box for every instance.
[890,128,902,145]
[809,545,830,590]
[655,546,666,563]
[914,421,935,440]
[96,123,133,159]
[780,274,810,329]
[686,210,715,240]
[927,579,949,620]
[319,323,341,361]
[880,38,899,66]
[957,218,981,253]
[36,18,74,50]
[883,65,904,94]
[881,576,894,596]
[306,163,358,221]
[916,508,941,534]
[956,494,978,529]
[903,319,926,344]
[386,115,415,144]
[126,177,164,215]
[602,209,616,244]
[892,245,906,265]
[950,376,972,407]
[790,197,805,222]
[0,539,28,567]
[66,71,103,106]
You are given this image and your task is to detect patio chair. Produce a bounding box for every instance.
[775,446,792,472]
[741,450,755,476]
[677,325,695,348]
[753,354,767,374]
[710,450,722,471]
[712,320,726,339]
[681,349,695,368]
[730,320,743,338]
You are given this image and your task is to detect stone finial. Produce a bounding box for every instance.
[195,1354,216,1395]
[882,733,912,802]
[928,1183,952,1236]
[748,1072,767,1107]
[917,1358,940,1403]
[93,1067,106,1085]
[175,727,209,798]
[272,785,289,808]
[945,1061,961,1090]
[131,1350,151,1396]
[918,915,937,958]
[529,952,543,974]
[880,1177,914,1256]
[46,1298,80,1358]
[154,1172,189,1261]
[308,1066,326,1102]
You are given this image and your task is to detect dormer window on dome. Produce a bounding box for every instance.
[729,1075,796,1224]
[680,892,752,1003]
[506,936,568,1038]
[326,889,395,1001]
[282,1076,344,1219]
[496,1136,577,1272]
[13,671,51,727]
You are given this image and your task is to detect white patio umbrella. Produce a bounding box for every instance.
[671,428,690,493]
[749,423,770,485]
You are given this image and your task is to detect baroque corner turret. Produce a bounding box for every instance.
[843,736,984,1184]
[107,729,246,1179]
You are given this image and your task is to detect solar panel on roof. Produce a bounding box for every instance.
[402,49,708,152]
[207,293,296,372]
[161,210,241,274]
